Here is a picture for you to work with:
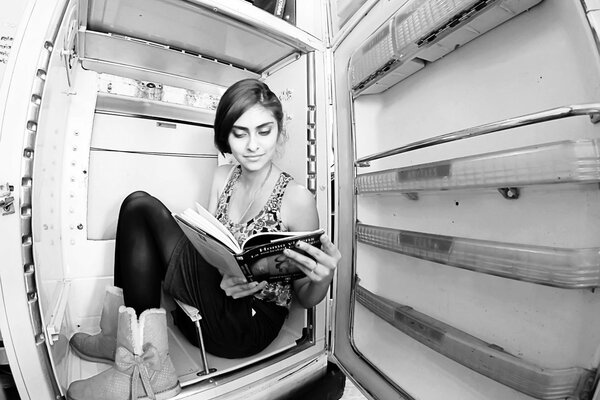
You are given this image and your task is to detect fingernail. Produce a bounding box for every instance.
[283,249,291,255]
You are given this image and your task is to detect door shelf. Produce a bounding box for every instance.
[350,0,543,96]
[355,139,600,194]
[356,223,600,289]
[355,284,595,400]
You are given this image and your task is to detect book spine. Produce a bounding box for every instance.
[243,235,321,263]
[236,255,256,282]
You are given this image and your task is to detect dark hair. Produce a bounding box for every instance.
[214,79,284,154]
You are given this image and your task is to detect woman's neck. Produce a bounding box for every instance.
[238,163,273,189]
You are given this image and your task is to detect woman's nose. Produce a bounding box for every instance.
[246,133,259,151]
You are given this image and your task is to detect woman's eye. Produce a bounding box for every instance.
[258,130,271,136]
[232,131,246,138]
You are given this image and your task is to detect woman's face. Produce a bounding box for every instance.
[228,104,279,173]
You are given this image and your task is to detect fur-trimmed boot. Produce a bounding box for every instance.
[70,286,124,364]
[67,306,181,400]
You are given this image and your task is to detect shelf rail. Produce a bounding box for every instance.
[355,139,600,194]
[355,104,600,167]
[355,284,596,400]
[356,223,600,288]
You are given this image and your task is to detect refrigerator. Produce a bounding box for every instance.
[1,0,599,399]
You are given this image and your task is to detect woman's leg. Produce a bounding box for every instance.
[113,191,184,315]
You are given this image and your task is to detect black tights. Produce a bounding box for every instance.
[113,191,184,315]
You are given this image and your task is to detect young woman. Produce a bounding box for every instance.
[66,79,341,400]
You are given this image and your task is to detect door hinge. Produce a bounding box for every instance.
[0,183,15,215]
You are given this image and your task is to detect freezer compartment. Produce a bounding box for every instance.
[349,0,544,95]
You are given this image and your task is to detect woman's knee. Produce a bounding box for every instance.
[119,190,172,223]
[119,191,164,218]
[122,190,152,206]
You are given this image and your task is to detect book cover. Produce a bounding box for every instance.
[174,203,323,283]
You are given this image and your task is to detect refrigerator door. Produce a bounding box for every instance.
[331,1,600,399]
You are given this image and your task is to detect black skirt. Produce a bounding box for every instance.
[163,235,289,358]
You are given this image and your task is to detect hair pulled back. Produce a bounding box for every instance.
[214,79,283,154]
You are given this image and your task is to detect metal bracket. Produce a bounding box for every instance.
[62,13,79,87]
[497,187,520,200]
[174,299,216,376]
[0,183,15,215]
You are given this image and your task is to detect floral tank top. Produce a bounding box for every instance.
[214,165,294,308]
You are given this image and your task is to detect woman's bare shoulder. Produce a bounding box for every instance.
[212,164,237,188]
[281,180,318,231]
[284,181,315,207]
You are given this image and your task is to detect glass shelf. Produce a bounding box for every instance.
[355,284,595,400]
[356,223,600,288]
[356,139,600,194]
[83,0,323,75]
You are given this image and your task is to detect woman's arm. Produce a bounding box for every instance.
[282,184,341,309]
[207,164,234,215]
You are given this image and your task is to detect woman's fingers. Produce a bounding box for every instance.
[283,234,341,282]
[320,234,342,261]
[292,235,340,270]
[230,281,267,299]
[220,275,267,298]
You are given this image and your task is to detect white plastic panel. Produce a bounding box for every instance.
[90,113,215,155]
[87,113,217,240]
[0,2,30,91]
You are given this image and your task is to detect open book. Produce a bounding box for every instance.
[173,203,324,283]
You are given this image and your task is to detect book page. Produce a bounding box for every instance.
[174,217,245,278]
[193,202,239,250]
[180,207,239,252]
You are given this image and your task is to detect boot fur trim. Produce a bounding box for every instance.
[119,306,143,355]
[120,307,166,355]
[138,308,166,334]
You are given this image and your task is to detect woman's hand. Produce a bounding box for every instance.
[284,234,341,285]
[220,274,267,299]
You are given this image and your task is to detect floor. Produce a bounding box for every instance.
[0,361,369,400]
[287,363,369,400]
[341,380,369,400]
